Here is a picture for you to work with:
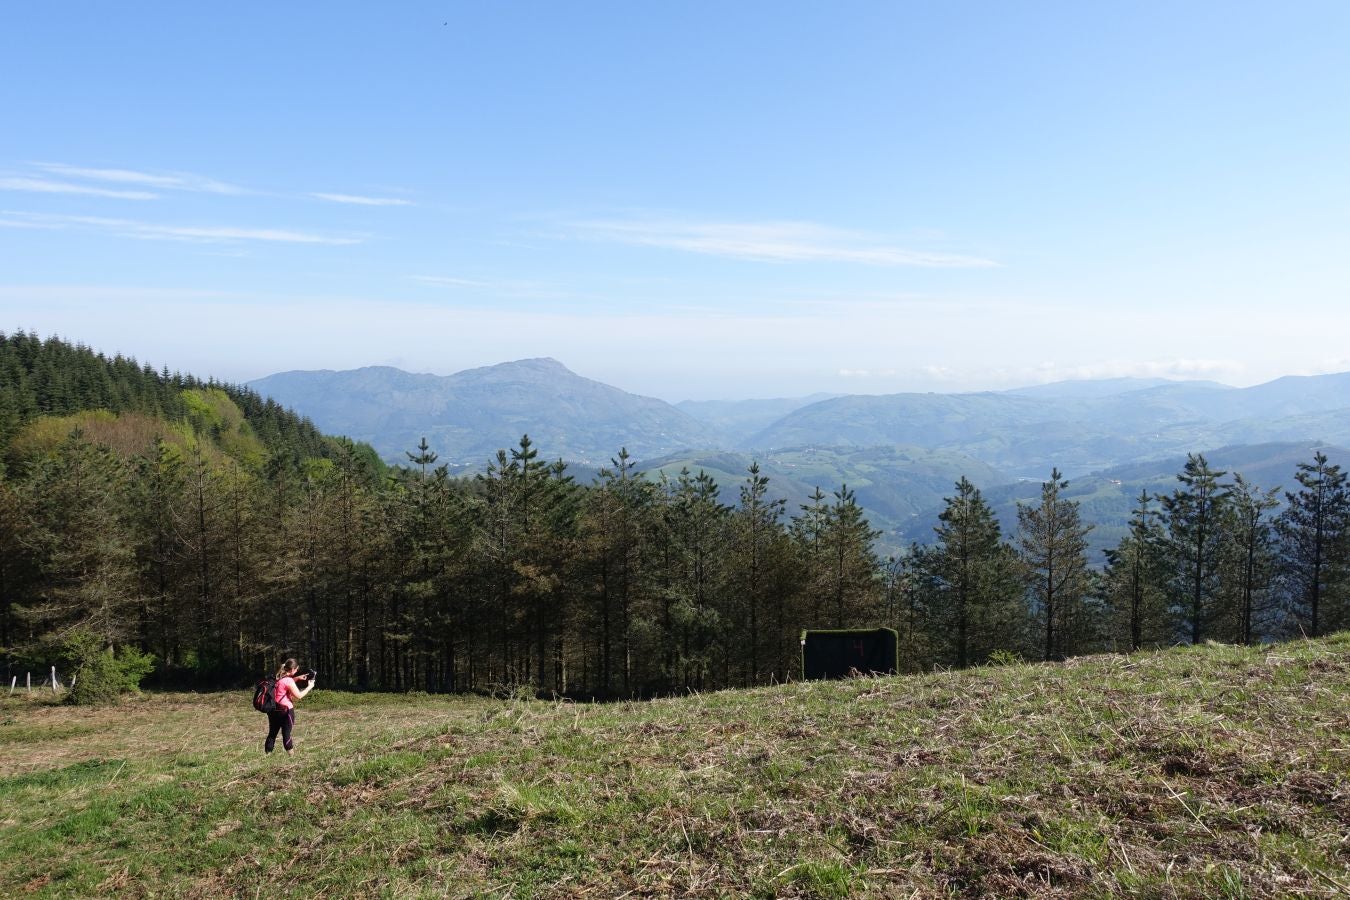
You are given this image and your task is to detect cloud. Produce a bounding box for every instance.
[0,176,158,200]
[0,211,362,245]
[311,192,413,207]
[565,217,998,268]
[1010,359,1244,384]
[32,162,246,195]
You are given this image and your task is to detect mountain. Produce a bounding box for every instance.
[896,440,1350,562]
[749,374,1350,477]
[248,359,718,466]
[639,445,1011,552]
[675,394,841,445]
[1004,376,1227,399]
[245,358,1350,553]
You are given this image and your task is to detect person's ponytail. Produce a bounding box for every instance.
[275,658,297,680]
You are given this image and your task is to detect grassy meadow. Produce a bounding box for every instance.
[3,636,1349,898]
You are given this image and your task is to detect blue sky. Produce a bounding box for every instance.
[3,2,1348,400]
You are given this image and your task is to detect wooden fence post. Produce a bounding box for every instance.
[8,675,14,695]
[51,665,58,693]
[27,672,31,694]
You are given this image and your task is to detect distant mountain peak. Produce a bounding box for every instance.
[498,356,569,370]
[458,357,579,380]
[248,359,715,465]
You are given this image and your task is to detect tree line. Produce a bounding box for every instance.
[2,333,1348,699]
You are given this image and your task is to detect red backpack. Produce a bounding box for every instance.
[252,677,278,713]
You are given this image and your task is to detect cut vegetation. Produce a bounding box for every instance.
[4,635,1349,897]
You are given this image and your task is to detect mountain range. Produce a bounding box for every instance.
[249,359,718,468]
[250,360,1350,554]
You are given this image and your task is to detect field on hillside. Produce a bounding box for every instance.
[3,638,1350,898]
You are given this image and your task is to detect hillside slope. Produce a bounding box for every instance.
[4,636,1348,897]
[751,374,1350,476]
[250,359,718,465]
[640,445,1011,549]
[897,440,1350,561]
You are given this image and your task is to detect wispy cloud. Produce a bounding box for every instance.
[0,211,362,245]
[565,217,998,268]
[0,176,158,200]
[312,192,413,207]
[32,162,247,195]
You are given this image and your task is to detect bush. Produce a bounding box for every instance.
[61,630,156,705]
[986,648,1025,667]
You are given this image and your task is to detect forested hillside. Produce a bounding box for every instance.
[749,376,1350,476]
[3,332,1350,701]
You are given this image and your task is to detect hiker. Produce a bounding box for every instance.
[264,658,315,755]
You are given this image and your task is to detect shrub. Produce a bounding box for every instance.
[61,630,156,705]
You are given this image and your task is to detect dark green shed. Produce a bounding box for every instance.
[800,627,899,680]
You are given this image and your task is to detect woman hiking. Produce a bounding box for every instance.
[265,658,314,755]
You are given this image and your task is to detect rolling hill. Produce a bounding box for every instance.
[640,445,1011,552]
[674,394,841,445]
[749,376,1350,476]
[896,440,1350,561]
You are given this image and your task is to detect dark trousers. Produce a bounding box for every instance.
[265,707,295,753]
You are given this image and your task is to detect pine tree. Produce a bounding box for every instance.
[790,486,831,627]
[1017,468,1093,661]
[1102,491,1170,651]
[1276,451,1350,637]
[929,477,1026,667]
[660,469,728,691]
[581,448,657,697]
[885,550,933,672]
[0,476,37,680]
[821,484,881,629]
[727,462,789,685]
[14,432,142,655]
[1158,454,1230,644]
[1223,474,1280,644]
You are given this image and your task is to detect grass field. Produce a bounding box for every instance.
[3,636,1349,898]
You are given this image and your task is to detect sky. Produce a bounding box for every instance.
[2,2,1349,402]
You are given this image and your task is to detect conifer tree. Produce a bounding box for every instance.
[14,432,142,656]
[660,469,728,691]
[1223,474,1280,644]
[928,477,1026,667]
[1017,468,1093,661]
[581,448,657,696]
[0,476,36,680]
[727,462,789,684]
[821,484,881,629]
[1276,451,1350,637]
[1158,454,1230,644]
[790,486,831,627]
[1102,491,1170,651]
